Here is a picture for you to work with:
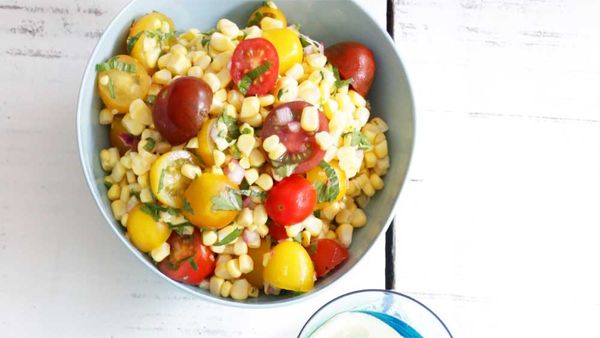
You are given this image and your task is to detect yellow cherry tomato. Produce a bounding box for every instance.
[245,239,272,288]
[182,173,239,230]
[150,150,199,208]
[247,6,287,28]
[306,161,348,209]
[97,55,151,112]
[130,33,162,74]
[127,205,172,253]
[196,118,216,167]
[128,12,175,39]
[262,28,303,74]
[263,241,315,292]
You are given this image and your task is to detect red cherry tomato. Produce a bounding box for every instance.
[265,175,316,225]
[268,220,289,241]
[325,42,376,97]
[158,230,215,285]
[261,101,328,173]
[230,38,279,96]
[309,239,349,277]
[153,76,212,145]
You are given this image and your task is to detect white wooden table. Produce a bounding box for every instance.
[2,0,599,337]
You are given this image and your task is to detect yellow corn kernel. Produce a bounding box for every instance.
[121,113,144,136]
[255,174,273,191]
[119,185,131,203]
[370,174,384,190]
[214,261,232,279]
[306,53,327,68]
[325,230,337,240]
[301,230,311,247]
[194,54,212,70]
[285,222,304,238]
[139,187,153,203]
[262,135,280,152]
[373,132,385,145]
[111,200,127,220]
[239,254,254,274]
[336,223,353,247]
[107,184,121,200]
[300,106,319,132]
[226,89,243,111]
[217,18,240,38]
[99,108,113,125]
[217,225,238,243]
[243,25,262,38]
[362,181,375,197]
[268,143,286,160]
[166,52,191,76]
[258,95,275,107]
[211,32,235,52]
[233,239,248,256]
[157,53,170,69]
[253,205,268,226]
[210,276,225,296]
[321,202,341,220]
[304,215,323,236]
[260,16,285,30]
[237,157,250,169]
[153,66,172,84]
[100,147,120,171]
[220,280,233,298]
[199,229,216,246]
[240,96,260,118]
[314,131,333,151]
[354,107,370,127]
[257,223,269,237]
[150,242,170,262]
[356,195,370,209]
[216,254,233,266]
[237,208,253,227]
[213,150,226,167]
[244,168,259,185]
[120,213,129,227]
[170,44,187,56]
[242,110,263,127]
[181,163,201,180]
[348,90,367,107]
[374,140,388,159]
[211,244,226,254]
[285,63,304,80]
[364,151,377,169]
[248,286,259,298]
[350,209,367,228]
[226,258,242,279]
[298,81,320,105]
[236,134,256,157]
[111,162,126,182]
[187,65,203,78]
[370,117,389,132]
[262,252,271,267]
[216,67,232,89]
[129,99,153,126]
[335,209,352,224]
[249,148,266,167]
[202,72,221,93]
[230,278,250,300]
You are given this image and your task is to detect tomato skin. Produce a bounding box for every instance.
[182,173,239,230]
[245,239,271,288]
[247,6,287,28]
[97,55,151,112]
[306,162,347,209]
[263,241,314,292]
[324,42,376,97]
[196,118,216,166]
[265,175,316,225]
[262,28,303,74]
[268,220,289,241]
[129,12,175,39]
[309,239,349,277]
[230,38,279,96]
[158,231,215,285]
[149,150,199,208]
[261,101,328,173]
[126,205,172,253]
[153,76,212,145]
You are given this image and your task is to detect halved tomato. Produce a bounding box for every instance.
[268,220,288,241]
[97,55,151,112]
[158,230,215,285]
[309,239,349,278]
[230,38,279,96]
[306,161,347,209]
[196,118,216,167]
[260,101,328,174]
[149,150,199,208]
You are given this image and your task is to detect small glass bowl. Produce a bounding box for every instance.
[298,289,453,337]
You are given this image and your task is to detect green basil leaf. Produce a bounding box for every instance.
[312,161,341,204]
[247,11,264,27]
[273,163,297,178]
[213,227,243,246]
[143,137,156,151]
[238,61,272,95]
[126,31,144,53]
[157,168,166,193]
[188,257,199,271]
[218,112,240,142]
[211,188,242,211]
[182,198,194,214]
[107,77,116,99]
[144,95,156,106]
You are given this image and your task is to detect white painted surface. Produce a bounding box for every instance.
[392,0,600,337]
[0,0,387,337]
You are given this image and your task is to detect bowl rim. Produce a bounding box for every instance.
[297,289,453,337]
[76,0,415,308]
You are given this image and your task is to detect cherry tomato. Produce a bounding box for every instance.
[153,76,212,145]
[129,12,175,39]
[126,205,172,253]
[306,161,347,209]
[268,220,288,241]
[263,241,315,292]
[247,6,287,28]
[265,175,316,225]
[262,28,303,74]
[128,12,175,73]
[196,118,216,167]
[261,101,328,173]
[245,239,271,288]
[230,38,279,96]
[158,230,215,285]
[325,42,376,97]
[309,239,349,278]
[97,55,151,113]
[149,150,199,208]
[182,173,239,230]
[110,115,139,155]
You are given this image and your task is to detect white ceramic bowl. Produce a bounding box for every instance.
[77,0,414,306]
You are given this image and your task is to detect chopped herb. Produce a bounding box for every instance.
[201,28,216,36]
[319,70,325,81]
[107,77,116,99]
[247,11,264,27]
[144,95,156,106]
[277,88,285,100]
[182,198,194,214]
[166,208,179,216]
[344,129,371,150]
[167,222,193,236]
[313,209,321,219]
[292,24,301,31]
[213,227,243,246]
[292,233,302,243]
[126,31,143,53]
[140,203,162,221]
[273,163,297,178]
[262,1,275,8]
[239,189,266,202]
[229,144,242,159]
[96,56,137,73]
[143,137,156,151]
[332,66,354,90]
[201,36,210,48]
[299,34,319,48]
[104,179,113,189]
[313,161,340,204]
[211,188,242,211]
[240,126,252,135]
[238,61,272,95]
[218,112,240,141]
[308,242,318,255]
[188,257,199,271]
[157,168,166,193]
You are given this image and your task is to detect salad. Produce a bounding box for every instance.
[97,1,390,300]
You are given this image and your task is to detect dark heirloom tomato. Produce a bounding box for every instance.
[230,38,279,96]
[158,230,215,285]
[261,101,328,173]
[265,175,316,225]
[325,42,376,97]
[309,239,349,277]
[153,76,212,145]
[110,115,139,155]
[268,220,289,241]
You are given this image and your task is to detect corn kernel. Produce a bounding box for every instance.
[233,239,248,256]
[201,72,221,92]
[285,63,304,80]
[107,184,121,200]
[121,114,144,136]
[200,230,217,247]
[150,242,170,262]
[217,225,238,243]
[194,54,212,70]
[240,97,260,118]
[348,90,367,107]
[298,81,320,105]
[364,151,377,168]
[300,106,319,132]
[166,52,191,75]
[129,99,153,126]
[244,168,259,185]
[210,276,225,296]
[227,90,244,111]
[216,67,232,89]
[111,162,126,182]
[335,209,352,224]
[337,146,360,178]
[213,150,226,167]
[211,244,226,254]
[187,65,203,78]
[237,208,253,227]
[262,135,279,153]
[268,143,286,160]
[249,286,259,298]
[370,117,389,132]
[157,53,170,69]
[350,209,367,228]
[336,223,353,248]
[374,140,388,159]
[111,200,127,220]
[248,149,266,167]
[258,94,275,107]
[216,254,233,266]
[307,53,327,68]
[325,230,337,240]
[260,17,284,30]
[220,280,233,297]
[234,134,255,157]
[253,205,268,226]
[256,223,269,237]
[301,230,311,247]
[214,261,232,279]
[99,108,113,125]
[355,107,370,127]
[139,187,153,203]
[286,222,305,238]
[255,174,273,191]
[304,215,323,236]
[180,163,201,180]
[170,44,187,56]
[100,147,120,171]
[226,259,242,278]
[243,25,262,39]
[239,255,254,274]
[262,252,271,267]
[230,279,250,300]
[370,174,384,190]
[321,202,341,220]
[217,18,240,38]
[211,32,235,52]
[362,181,375,197]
